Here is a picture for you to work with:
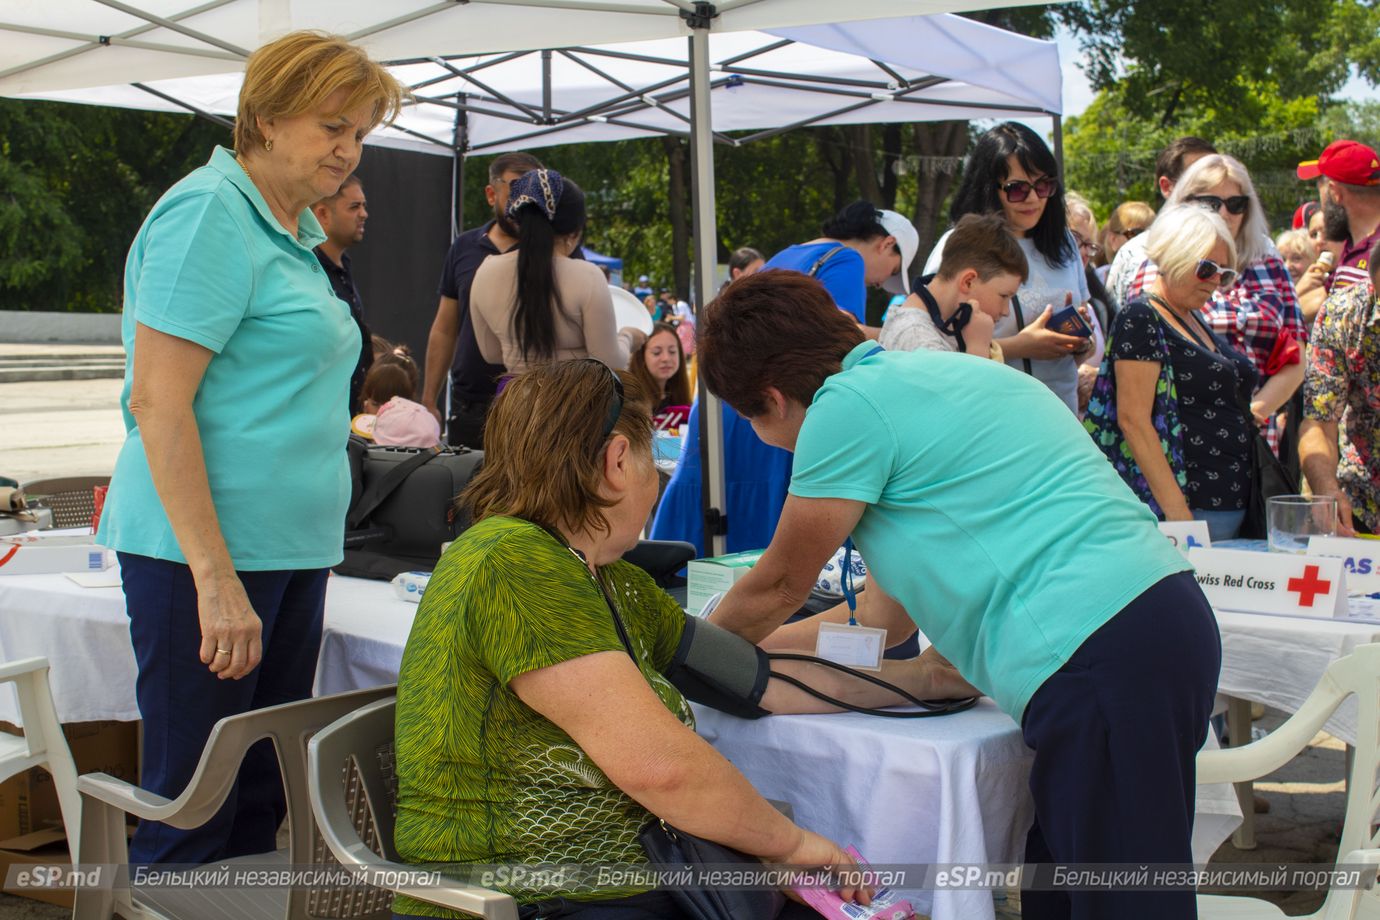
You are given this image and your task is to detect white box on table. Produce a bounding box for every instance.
[0,533,112,576]
[687,548,763,614]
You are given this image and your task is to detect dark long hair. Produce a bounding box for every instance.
[512,178,587,361]
[629,322,691,407]
[949,122,1074,267]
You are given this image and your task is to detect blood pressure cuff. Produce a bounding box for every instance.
[663,614,771,719]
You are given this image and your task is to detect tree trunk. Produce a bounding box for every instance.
[909,120,970,273]
[815,127,855,214]
[879,123,902,210]
[662,135,691,302]
[848,125,882,204]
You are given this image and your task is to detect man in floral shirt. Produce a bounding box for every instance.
[1301,241,1380,535]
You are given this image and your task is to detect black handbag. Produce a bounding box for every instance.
[637,819,785,920]
[336,436,484,578]
[1237,393,1298,541]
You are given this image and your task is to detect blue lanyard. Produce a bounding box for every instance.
[841,538,859,625]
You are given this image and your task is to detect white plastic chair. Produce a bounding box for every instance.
[0,656,81,859]
[1196,642,1380,920]
[307,696,520,920]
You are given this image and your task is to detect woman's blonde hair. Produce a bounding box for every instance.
[1145,204,1237,286]
[235,31,406,154]
[1167,154,1269,270]
[1275,228,1314,261]
[461,360,653,536]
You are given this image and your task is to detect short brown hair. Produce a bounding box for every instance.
[488,152,544,183]
[936,213,1028,283]
[1155,136,1217,195]
[461,360,653,535]
[235,31,406,154]
[699,271,864,417]
[372,349,419,397]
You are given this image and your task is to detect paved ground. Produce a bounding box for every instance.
[0,359,1355,918]
[0,377,125,483]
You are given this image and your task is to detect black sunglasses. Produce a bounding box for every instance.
[998,176,1059,202]
[586,358,624,445]
[1187,194,1250,216]
[1195,258,1239,288]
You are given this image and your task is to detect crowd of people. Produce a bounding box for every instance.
[92,26,1380,920]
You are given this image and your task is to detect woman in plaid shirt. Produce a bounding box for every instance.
[1124,154,1306,455]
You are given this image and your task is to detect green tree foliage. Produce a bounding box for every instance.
[0,98,229,311]
[1060,0,1379,229]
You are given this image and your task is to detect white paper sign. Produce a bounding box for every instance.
[1306,536,1380,595]
[815,622,885,671]
[1187,547,1348,619]
[1159,521,1211,556]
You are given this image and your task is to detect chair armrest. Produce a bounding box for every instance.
[78,773,187,825]
[391,883,521,920]
[1196,673,1345,786]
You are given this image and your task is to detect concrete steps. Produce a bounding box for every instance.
[0,351,125,383]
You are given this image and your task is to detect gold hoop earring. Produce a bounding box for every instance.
[263,139,274,152]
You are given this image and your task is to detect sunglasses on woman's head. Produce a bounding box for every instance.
[998,176,1059,202]
[1195,258,1239,288]
[1116,226,1146,240]
[1187,194,1250,216]
[574,357,624,446]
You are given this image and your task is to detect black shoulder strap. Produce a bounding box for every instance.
[347,447,440,530]
[808,244,846,277]
[1009,293,1034,375]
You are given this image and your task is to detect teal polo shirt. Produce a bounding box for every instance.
[98,147,357,570]
[789,343,1191,720]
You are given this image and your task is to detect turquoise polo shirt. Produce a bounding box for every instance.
[789,343,1191,720]
[98,146,357,570]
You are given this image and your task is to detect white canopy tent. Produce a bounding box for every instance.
[2,0,1059,554]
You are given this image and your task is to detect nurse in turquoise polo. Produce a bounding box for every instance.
[700,271,1221,920]
[95,32,403,866]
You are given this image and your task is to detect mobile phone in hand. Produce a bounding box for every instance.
[1047,305,1093,338]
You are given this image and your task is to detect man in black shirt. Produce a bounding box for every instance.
[422,152,544,448]
[312,174,372,414]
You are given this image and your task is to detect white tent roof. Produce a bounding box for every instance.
[8,13,1061,156]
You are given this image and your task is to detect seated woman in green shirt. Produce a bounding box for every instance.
[392,358,975,920]
[698,272,1220,920]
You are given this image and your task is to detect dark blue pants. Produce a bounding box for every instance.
[118,553,327,865]
[1020,571,1220,920]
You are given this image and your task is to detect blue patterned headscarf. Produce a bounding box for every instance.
[506,168,564,221]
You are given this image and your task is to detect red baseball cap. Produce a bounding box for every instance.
[1297,139,1380,186]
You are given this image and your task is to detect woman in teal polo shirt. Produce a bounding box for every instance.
[699,271,1220,920]
[96,32,403,865]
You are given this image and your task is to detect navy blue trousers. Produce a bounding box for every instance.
[118,553,327,865]
[1020,571,1220,920]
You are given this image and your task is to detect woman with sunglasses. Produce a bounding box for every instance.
[926,122,1093,413]
[391,359,977,920]
[1096,201,1154,284]
[1122,154,1306,457]
[1085,205,1259,540]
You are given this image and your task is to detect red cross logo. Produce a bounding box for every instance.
[1287,565,1332,607]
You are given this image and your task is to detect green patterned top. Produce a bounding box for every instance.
[393,515,692,915]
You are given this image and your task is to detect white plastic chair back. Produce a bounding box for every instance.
[1197,642,1380,920]
[307,696,520,920]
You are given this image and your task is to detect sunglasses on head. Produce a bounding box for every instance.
[1195,258,1239,288]
[1187,194,1250,216]
[1115,226,1146,240]
[584,358,625,447]
[998,176,1059,202]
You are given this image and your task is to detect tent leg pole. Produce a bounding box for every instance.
[689,26,727,558]
[1052,113,1064,178]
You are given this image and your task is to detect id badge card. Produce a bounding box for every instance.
[815,622,886,671]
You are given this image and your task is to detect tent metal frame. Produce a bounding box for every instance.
[3,0,1063,555]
